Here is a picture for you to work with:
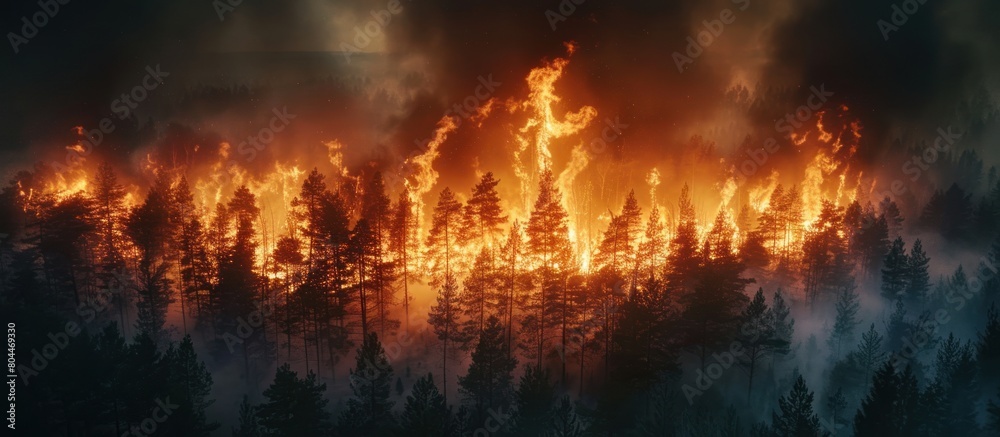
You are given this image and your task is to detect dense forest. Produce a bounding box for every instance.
[4,142,1000,436]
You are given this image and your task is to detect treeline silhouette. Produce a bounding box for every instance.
[4,159,1000,436]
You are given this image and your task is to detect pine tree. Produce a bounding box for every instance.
[126,183,175,345]
[92,162,130,334]
[757,184,786,258]
[351,219,378,340]
[666,184,700,291]
[496,222,527,361]
[905,239,930,303]
[510,365,556,436]
[856,324,885,390]
[551,396,584,437]
[827,286,860,360]
[398,373,456,437]
[853,362,922,436]
[463,171,508,248]
[426,188,464,287]
[459,315,517,420]
[978,305,1000,385]
[232,395,261,437]
[636,206,666,283]
[680,209,751,367]
[161,335,219,436]
[317,189,354,363]
[933,335,980,433]
[611,286,677,393]
[258,364,331,436]
[801,201,852,306]
[772,289,795,357]
[738,288,786,400]
[360,172,399,338]
[881,237,909,300]
[173,176,210,331]
[879,196,904,239]
[342,332,396,435]
[771,375,824,437]
[213,186,265,381]
[524,169,573,369]
[780,186,804,266]
[391,187,418,331]
[850,208,890,279]
[988,388,1000,433]
[460,247,496,347]
[825,387,848,436]
[428,275,463,403]
[594,190,642,274]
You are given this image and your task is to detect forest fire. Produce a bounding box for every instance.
[5,1,1000,436]
[15,48,871,301]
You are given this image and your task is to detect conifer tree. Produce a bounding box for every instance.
[853,362,922,436]
[828,286,860,360]
[428,275,463,403]
[856,324,885,389]
[463,171,508,248]
[636,206,666,283]
[881,237,909,300]
[232,395,261,437]
[360,172,399,338]
[496,222,527,360]
[391,188,419,331]
[772,375,824,437]
[680,209,751,366]
[594,190,642,274]
[427,188,464,287]
[738,288,786,400]
[666,184,701,291]
[510,365,556,436]
[978,305,1000,386]
[524,169,573,368]
[398,373,456,437]
[772,289,795,357]
[459,315,517,419]
[127,182,176,345]
[341,333,396,435]
[162,335,219,436]
[905,239,930,303]
[258,364,331,437]
[460,247,496,347]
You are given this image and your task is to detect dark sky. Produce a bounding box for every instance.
[1,0,998,177]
